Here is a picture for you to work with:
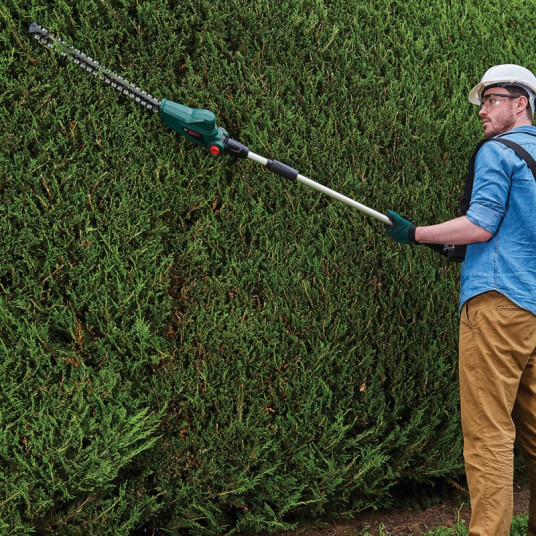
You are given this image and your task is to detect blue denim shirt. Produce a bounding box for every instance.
[460,126,536,315]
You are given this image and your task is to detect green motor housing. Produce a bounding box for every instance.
[160,98,228,155]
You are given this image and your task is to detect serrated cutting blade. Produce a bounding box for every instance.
[29,22,161,113]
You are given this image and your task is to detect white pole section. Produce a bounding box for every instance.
[296,174,391,225]
[246,152,268,166]
[246,151,391,225]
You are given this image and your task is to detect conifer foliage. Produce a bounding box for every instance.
[1,1,534,534]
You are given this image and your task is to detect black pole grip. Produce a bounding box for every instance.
[266,159,299,180]
[224,137,250,159]
[423,243,449,256]
[422,243,465,262]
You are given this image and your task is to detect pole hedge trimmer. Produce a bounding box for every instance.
[28,22,391,225]
[28,22,453,258]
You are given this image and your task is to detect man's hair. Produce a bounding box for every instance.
[503,85,534,121]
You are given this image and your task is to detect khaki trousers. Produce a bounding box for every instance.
[459,291,536,536]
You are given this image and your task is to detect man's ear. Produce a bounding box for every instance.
[516,95,529,114]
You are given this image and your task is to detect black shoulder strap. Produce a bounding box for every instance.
[493,138,536,178]
[460,139,488,215]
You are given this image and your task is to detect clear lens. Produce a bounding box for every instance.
[480,93,518,110]
[481,95,502,109]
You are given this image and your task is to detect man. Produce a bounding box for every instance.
[386,64,536,536]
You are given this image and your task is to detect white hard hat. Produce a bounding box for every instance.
[469,64,536,111]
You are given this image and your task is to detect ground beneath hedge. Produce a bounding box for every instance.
[134,483,529,535]
[270,483,530,536]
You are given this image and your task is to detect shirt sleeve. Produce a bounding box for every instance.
[465,141,513,235]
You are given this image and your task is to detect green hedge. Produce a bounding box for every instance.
[1,0,533,534]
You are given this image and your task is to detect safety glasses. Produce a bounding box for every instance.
[480,93,520,110]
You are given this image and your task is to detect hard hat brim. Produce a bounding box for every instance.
[469,79,536,105]
[468,82,486,105]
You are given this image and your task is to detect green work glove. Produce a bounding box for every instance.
[386,210,417,245]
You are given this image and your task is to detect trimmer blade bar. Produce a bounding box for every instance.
[29,22,161,113]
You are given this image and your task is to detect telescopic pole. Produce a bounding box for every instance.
[226,138,391,225]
